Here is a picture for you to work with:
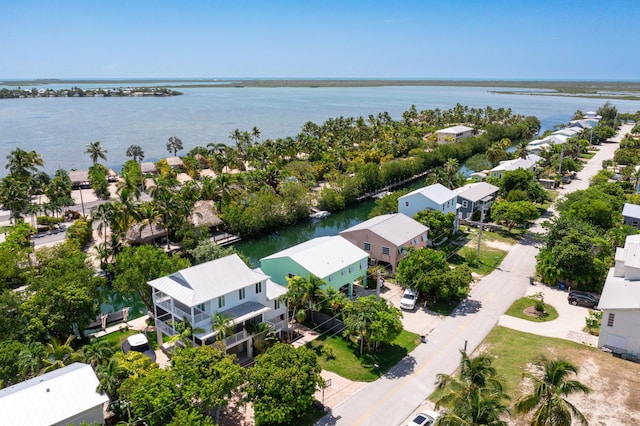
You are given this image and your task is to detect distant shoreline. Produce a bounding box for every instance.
[3,78,640,100]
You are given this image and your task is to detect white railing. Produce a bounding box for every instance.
[267,319,286,332]
[155,299,205,325]
[224,329,247,347]
[155,319,176,336]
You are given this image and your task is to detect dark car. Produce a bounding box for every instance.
[567,291,599,308]
[121,333,156,361]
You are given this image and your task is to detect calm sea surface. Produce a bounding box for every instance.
[2,85,640,176]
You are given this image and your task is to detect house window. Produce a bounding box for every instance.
[218,295,225,309]
[462,200,468,208]
[405,201,409,207]
[328,275,334,282]
[197,303,206,312]
[274,299,280,310]
[239,288,246,300]
[607,313,615,327]
[421,233,427,242]
[361,259,367,270]
[255,282,262,294]
[341,269,346,276]
[382,246,390,256]
[364,242,371,251]
[349,265,355,273]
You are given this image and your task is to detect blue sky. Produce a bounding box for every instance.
[2,0,638,80]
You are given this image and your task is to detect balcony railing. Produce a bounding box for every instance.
[224,329,247,347]
[266,319,286,332]
[155,318,176,337]
[154,298,205,325]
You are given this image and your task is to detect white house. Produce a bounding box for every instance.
[622,203,640,229]
[598,235,640,356]
[0,363,109,426]
[398,183,458,219]
[435,125,474,144]
[488,157,537,179]
[148,254,288,359]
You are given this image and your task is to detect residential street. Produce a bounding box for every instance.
[317,124,631,426]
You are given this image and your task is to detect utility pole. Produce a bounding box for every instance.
[477,208,484,258]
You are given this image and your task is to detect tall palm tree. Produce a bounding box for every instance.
[435,351,511,426]
[0,176,29,223]
[96,357,127,400]
[125,144,145,162]
[515,356,591,426]
[166,136,183,156]
[116,170,142,201]
[515,140,530,160]
[211,311,235,349]
[85,141,108,165]
[5,147,44,182]
[80,339,116,369]
[41,335,78,373]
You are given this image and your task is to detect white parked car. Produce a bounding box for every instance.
[407,409,440,426]
[400,288,418,310]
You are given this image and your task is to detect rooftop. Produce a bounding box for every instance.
[401,183,457,205]
[454,182,499,202]
[340,213,429,246]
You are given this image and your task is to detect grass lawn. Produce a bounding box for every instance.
[306,329,420,382]
[505,297,559,322]
[432,327,640,425]
[580,151,596,159]
[454,245,508,275]
[96,328,158,350]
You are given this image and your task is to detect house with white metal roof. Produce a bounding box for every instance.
[622,203,640,229]
[339,213,429,273]
[398,183,458,219]
[454,182,499,220]
[148,254,288,359]
[0,363,108,426]
[260,236,369,296]
[488,157,538,179]
[435,125,474,144]
[598,234,640,356]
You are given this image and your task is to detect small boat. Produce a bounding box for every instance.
[309,210,331,219]
[372,190,392,199]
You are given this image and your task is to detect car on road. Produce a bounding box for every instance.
[121,333,156,361]
[407,409,440,426]
[567,290,599,308]
[400,288,419,310]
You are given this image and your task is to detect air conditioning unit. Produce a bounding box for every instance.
[369,258,377,266]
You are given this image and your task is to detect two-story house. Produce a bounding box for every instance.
[260,236,369,297]
[454,182,499,220]
[339,213,429,273]
[435,125,474,144]
[148,254,288,360]
[398,183,458,220]
[598,234,640,357]
[622,203,640,229]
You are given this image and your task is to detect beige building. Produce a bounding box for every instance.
[339,213,429,273]
[435,125,474,144]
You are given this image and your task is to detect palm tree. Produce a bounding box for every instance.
[116,170,142,201]
[126,144,145,162]
[168,320,205,350]
[85,141,108,165]
[211,312,235,349]
[17,341,45,378]
[5,147,44,182]
[515,356,591,426]
[247,322,277,354]
[515,140,530,160]
[0,176,29,223]
[166,136,183,156]
[41,335,78,373]
[80,339,116,369]
[434,351,511,426]
[96,357,127,400]
[135,202,160,244]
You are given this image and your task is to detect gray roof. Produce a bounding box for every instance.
[622,203,640,220]
[402,183,457,205]
[126,222,166,244]
[148,254,264,306]
[340,213,429,246]
[0,363,108,426]
[261,236,369,279]
[454,182,499,203]
[490,158,536,174]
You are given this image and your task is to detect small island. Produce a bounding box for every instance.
[0,86,182,99]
